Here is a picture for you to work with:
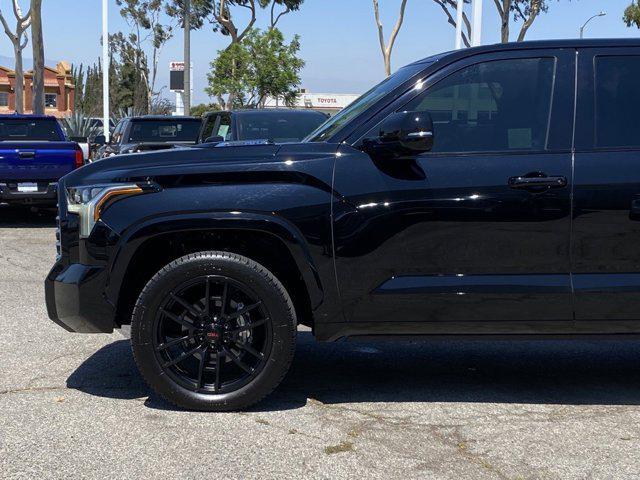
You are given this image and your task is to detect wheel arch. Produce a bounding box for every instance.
[106,212,323,330]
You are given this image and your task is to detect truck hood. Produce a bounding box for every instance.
[63,142,286,186]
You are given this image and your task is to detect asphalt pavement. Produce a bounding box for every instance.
[1,205,640,479]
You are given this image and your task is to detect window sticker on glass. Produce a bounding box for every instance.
[508,128,532,149]
[218,125,230,138]
[159,126,177,137]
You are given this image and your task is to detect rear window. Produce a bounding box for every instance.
[0,118,62,141]
[237,112,327,143]
[127,119,201,143]
[594,55,640,149]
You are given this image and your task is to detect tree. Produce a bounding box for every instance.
[432,0,471,47]
[494,0,548,42]
[116,0,174,112]
[0,1,31,113]
[434,0,553,44]
[624,1,640,29]
[30,0,44,114]
[166,0,304,41]
[206,28,304,109]
[372,0,408,77]
[109,32,149,113]
[190,102,220,116]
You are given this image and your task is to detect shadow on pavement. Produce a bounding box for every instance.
[66,332,640,412]
[0,204,56,227]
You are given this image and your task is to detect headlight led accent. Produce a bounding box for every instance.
[66,183,145,238]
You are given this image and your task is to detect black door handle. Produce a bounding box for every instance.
[18,151,36,159]
[508,172,567,190]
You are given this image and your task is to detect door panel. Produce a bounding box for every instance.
[333,50,576,333]
[573,48,640,328]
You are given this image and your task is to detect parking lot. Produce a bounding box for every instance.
[1,206,640,479]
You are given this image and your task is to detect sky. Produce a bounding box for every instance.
[0,0,636,104]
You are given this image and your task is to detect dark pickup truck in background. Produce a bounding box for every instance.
[95,116,201,159]
[0,114,83,206]
[197,109,328,144]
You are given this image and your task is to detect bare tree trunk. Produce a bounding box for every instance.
[492,0,511,43]
[13,44,24,112]
[372,0,408,77]
[30,0,44,115]
[0,1,31,113]
[516,0,541,41]
[270,0,291,29]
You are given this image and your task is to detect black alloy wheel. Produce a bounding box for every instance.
[154,275,271,394]
[131,252,297,411]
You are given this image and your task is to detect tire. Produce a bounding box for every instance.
[131,251,296,411]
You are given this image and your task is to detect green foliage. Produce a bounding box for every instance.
[115,0,174,112]
[109,32,150,113]
[206,28,304,108]
[71,61,113,117]
[165,0,304,31]
[60,112,101,138]
[509,0,551,21]
[150,96,176,115]
[624,2,640,28]
[190,103,221,117]
[206,41,252,108]
[165,0,215,29]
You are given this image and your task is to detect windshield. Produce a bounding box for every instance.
[238,111,326,143]
[305,63,427,142]
[0,118,62,141]
[127,119,201,143]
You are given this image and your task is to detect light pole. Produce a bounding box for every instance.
[454,0,465,49]
[580,11,606,39]
[471,0,483,47]
[102,0,110,141]
[183,0,191,116]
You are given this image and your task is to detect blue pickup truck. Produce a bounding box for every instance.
[0,114,83,206]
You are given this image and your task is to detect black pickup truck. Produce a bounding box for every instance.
[46,39,640,411]
[95,116,201,159]
[197,109,328,144]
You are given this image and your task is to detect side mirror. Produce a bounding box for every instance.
[204,135,225,144]
[93,135,106,146]
[364,111,434,157]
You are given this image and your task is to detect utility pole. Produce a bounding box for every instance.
[102,0,110,141]
[454,0,465,49]
[471,0,483,47]
[183,0,191,116]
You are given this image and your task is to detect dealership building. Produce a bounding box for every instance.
[263,89,359,115]
[0,61,75,117]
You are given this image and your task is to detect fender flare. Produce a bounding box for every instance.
[104,210,324,310]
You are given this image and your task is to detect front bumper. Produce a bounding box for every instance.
[0,181,57,205]
[45,261,116,333]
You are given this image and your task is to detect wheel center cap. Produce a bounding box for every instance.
[205,324,223,344]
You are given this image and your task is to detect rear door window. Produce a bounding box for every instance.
[594,55,640,149]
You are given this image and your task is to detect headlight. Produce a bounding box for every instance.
[66,183,149,237]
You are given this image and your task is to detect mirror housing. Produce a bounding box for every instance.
[204,135,225,144]
[93,135,106,146]
[364,111,434,157]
